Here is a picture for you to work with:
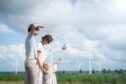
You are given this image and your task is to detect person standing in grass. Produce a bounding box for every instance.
[43,58,62,84]
[37,34,53,84]
[25,23,43,84]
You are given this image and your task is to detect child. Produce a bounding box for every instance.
[43,58,62,84]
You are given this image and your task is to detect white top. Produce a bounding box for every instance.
[37,42,47,84]
[43,63,58,84]
[25,33,37,60]
[37,42,47,63]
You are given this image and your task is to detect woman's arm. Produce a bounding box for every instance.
[42,67,49,75]
[37,51,48,74]
[37,50,43,68]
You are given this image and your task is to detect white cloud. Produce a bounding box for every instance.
[0,24,14,32]
[0,43,25,71]
[0,0,126,71]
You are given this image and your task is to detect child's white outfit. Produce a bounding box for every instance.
[43,63,58,84]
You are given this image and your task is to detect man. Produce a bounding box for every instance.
[25,23,44,84]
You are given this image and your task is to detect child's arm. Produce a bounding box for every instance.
[54,58,62,65]
[52,64,58,72]
[52,58,62,72]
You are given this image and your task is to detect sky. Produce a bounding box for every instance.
[0,0,126,72]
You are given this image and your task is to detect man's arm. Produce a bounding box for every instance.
[30,24,36,36]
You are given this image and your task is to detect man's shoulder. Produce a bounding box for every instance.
[37,42,42,47]
[27,33,35,40]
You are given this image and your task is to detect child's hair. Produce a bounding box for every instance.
[43,60,51,71]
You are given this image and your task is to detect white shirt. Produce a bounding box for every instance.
[37,42,47,63]
[37,42,47,84]
[25,33,37,60]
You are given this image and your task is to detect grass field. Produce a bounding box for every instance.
[0,81,125,84]
[0,71,126,84]
[0,81,89,84]
[0,81,23,84]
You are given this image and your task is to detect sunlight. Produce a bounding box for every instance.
[114,0,126,11]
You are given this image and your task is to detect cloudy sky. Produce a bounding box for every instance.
[0,0,126,72]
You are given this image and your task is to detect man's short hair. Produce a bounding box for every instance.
[28,24,32,32]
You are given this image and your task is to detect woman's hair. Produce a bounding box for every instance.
[42,34,53,43]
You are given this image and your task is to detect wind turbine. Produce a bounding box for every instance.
[76,60,81,72]
[15,56,17,75]
[98,61,101,72]
[89,54,92,75]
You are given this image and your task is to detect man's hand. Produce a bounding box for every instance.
[32,23,44,30]
[30,23,44,36]
[34,23,44,29]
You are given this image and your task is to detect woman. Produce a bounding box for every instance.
[37,34,53,84]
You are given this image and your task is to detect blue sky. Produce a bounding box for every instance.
[0,0,126,72]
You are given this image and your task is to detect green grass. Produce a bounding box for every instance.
[0,81,84,84]
[0,81,23,84]
[0,74,24,81]
[56,72,126,84]
[0,72,126,84]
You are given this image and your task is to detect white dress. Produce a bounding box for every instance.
[43,64,58,84]
[37,42,47,84]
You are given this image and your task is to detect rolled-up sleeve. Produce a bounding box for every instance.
[37,43,42,52]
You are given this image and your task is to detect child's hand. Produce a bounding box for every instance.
[58,58,62,61]
[57,57,62,65]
